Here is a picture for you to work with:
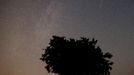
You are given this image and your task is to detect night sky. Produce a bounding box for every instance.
[0,0,134,75]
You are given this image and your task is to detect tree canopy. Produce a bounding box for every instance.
[40,35,113,75]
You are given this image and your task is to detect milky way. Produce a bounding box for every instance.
[0,0,134,75]
[99,0,104,8]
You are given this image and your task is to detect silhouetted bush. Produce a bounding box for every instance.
[40,35,113,75]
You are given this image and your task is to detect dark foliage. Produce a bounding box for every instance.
[40,35,113,75]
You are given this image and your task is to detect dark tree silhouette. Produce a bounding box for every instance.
[40,35,113,75]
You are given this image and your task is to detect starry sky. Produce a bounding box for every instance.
[0,0,134,75]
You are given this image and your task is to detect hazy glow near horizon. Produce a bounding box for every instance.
[0,0,134,75]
